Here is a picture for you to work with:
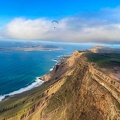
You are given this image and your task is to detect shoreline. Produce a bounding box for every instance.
[0,77,44,102]
[0,54,70,102]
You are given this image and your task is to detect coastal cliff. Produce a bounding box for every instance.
[0,50,120,120]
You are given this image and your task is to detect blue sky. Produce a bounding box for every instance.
[0,0,120,43]
[0,0,120,19]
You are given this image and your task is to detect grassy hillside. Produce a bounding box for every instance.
[86,53,120,67]
[0,80,57,119]
[0,51,120,120]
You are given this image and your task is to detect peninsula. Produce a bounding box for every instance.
[0,45,63,51]
[0,46,120,120]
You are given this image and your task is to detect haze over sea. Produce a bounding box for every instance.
[0,40,119,101]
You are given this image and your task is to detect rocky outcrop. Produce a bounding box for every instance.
[0,51,120,120]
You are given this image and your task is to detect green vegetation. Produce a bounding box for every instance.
[86,53,120,67]
[0,79,57,119]
[0,51,120,120]
[45,76,73,113]
[44,66,86,120]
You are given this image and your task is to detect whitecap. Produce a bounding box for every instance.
[50,67,54,71]
[52,59,58,62]
[0,77,44,102]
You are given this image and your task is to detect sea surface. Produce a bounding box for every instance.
[0,40,119,101]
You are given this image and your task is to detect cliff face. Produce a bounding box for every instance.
[0,51,120,120]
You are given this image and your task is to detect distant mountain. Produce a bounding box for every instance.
[42,45,59,48]
[89,46,120,53]
[0,45,63,51]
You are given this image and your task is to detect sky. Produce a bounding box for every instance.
[0,0,120,43]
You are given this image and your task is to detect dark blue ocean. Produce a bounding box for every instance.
[0,40,119,101]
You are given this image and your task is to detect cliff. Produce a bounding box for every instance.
[0,50,120,120]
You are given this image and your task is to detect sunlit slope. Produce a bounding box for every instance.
[0,50,120,120]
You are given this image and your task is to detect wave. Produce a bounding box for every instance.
[57,54,71,58]
[50,58,59,71]
[52,59,58,63]
[50,67,54,71]
[0,77,44,102]
[57,55,63,58]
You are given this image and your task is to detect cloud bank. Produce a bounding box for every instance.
[1,7,120,43]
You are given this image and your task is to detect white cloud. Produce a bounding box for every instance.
[1,7,120,43]
[2,18,53,39]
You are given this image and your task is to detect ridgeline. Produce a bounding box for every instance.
[0,47,120,120]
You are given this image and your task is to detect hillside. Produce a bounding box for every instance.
[0,50,120,120]
[89,46,120,53]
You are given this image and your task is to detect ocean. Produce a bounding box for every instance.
[0,40,119,101]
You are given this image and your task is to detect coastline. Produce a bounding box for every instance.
[0,77,44,102]
[0,54,70,102]
[0,49,120,120]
